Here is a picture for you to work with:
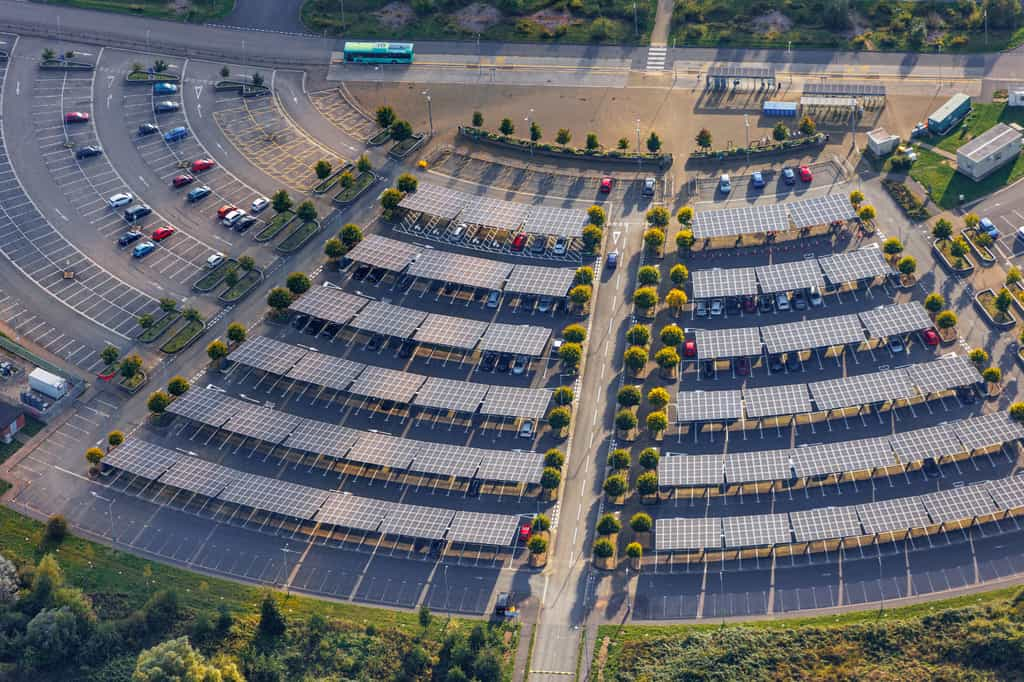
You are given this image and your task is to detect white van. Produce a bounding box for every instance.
[222,209,245,228]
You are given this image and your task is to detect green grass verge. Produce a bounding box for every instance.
[0,439,21,467]
[908,145,1024,210]
[255,210,296,242]
[19,416,43,438]
[126,70,179,82]
[40,0,233,22]
[160,319,205,354]
[137,312,180,343]
[220,270,262,303]
[333,171,374,203]
[276,221,321,254]
[597,584,1024,680]
[192,259,237,293]
[933,103,1024,154]
[977,290,1015,324]
[118,370,147,391]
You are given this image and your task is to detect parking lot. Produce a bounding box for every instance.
[308,87,380,142]
[692,159,843,203]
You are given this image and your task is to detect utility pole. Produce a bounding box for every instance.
[525,108,535,157]
[635,118,641,170]
[91,491,116,548]
[422,90,433,137]
[744,114,750,163]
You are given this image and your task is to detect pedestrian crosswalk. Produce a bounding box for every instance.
[646,46,668,71]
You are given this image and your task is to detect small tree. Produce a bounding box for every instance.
[633,287,658,313]
[324,238,346,265]
[340,223,363,248]
[391,120,413,141]
[617,137,629,150]
[666,289,688,315]
[1010,403,1024,423]
[418,606,432,629]
[553,386,574,406]
[636,470,659,496]
[924,293,945,313]
[638,265,660,286]
[569,284,592,310]
[608,449,631,471]
[296,201,318,223]
[660,324,683,347]
[654,347,680,372]
[983,366,1002,384]
[964,213,980,228]
[798,114,817,136]
[696,128,712,149]
[271,189,292,214]
[647,387,670,410]
[45,514,68,543]
[1008,266,1023,286]
[603,473,628,498]
[120,354,143,379]
[182,307,202,324]
[251,72,264,87]
[499,118,515,135]
[950,237,968,261]
[626,542,642,560]
[643,228,665,252]
[647,410,669,437]
[587,205,606,227]
[849,190,864,207]
[376,105,396,129]
[227,322,247,344]
[286,272,311,295]
[646,131,662,153]
[258,594,286,640]
[147,390,170,415]
[42,48,56,61]
[160,297,178,314]
[167,376,190,397]
[932,218,953,241]
[858,205,877,222]
[772,122,789,141]
[882,237,903,258]
[206,339,228,363]
[995,288,1013,316]
[897,255,917,277]
[357,154,372,173]
[544,449,565,469]
[238,255,255,272]
[224,269,239,288]
[677,206,694,227]
[623,346,649,374]
[968,348,989,366]
[597,513,622,536]
[541,466,561,491]
[397,173,418,193]
[314,160,332,180]
[574,266,594,285]
[138,313,154,330]
[85,446,104,468]
[626,324,651,347]
[592,538,615,559]
[100,345,120,367]
[556,128,572,145]
[528,536,548,556]
[220,65,230,78]
[267,287,294,313]
[585,132,600,150]
[563,323,586,343]
[471,111,483,127]
[617,384,642,408]
[380,188,403,212]
[614,410,638,434]
[107,430,125,448]
[582,225,603,252]
[975,229,995,248]
[935,310,958,330]
[559,342,583,372]
[645,206,670,228]
[529,121,542,142]
[676,231,696,257]
[669,264,689,286]
[638,448,659,470]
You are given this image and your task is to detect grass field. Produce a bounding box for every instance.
[908,145,1024,210]
[38,0,233,22]
[596,585,1024,680]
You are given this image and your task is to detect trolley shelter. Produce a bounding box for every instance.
[706,64,776,90]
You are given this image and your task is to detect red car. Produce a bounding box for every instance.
[799,165,813,182]
[64,111,89,123]
[599,176,613,193]
[922,328,940,346]
[683,339,697,357]
[518,521,532,543]
[216,204,238,219]
[741,296,756,313]
[152,225,176,241]
[191,158,216,173]
[511,233,527,252]
[172,174,194,188]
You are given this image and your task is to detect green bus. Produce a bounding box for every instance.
[342,42,415,64]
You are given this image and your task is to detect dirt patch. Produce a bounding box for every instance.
[752,10,793,34]
[529,7,574,30]
[374,1,414,29]
[453,2,502,33]
[595,636,610,681]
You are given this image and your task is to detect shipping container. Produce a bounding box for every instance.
[29,367,68,400]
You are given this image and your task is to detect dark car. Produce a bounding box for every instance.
[481,351,497,372]
[234,216,257,233]
[741,296,756,313]
[154,101,180,113]
[352,264,370,281]
[725,296,741,314]
[700,359,715,379]
[785,353,801,372]
[921,457,941,478]
[186,185,211,202]
[291,313,309,330]
[398,339,417,358]
[117,230,143,247]
[304,320,324,336]
[321,322,342,339]
[397,275,415,292]
[768,354,784,373]
[367,268,385,284]
[782,167,796,185]
[734,357,750,376]
[76,145,102,159]
[497,354,512,372]
[521,293,537,309]
[366,334,385,351]
[138,123,159,136]
[757,295,773,313]
[956,386,977,404]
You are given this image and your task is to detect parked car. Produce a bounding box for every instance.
[206,252,225,268]
[108,192,133,208]
[751,171,765,189]
[799,165,813,182]
[64,111,89,123]
[600,176,613,193]
[911,122,928,137]
[480,351,497,372]
[642,177,656,196]
[154,100,179,113]
[398,339,416,359]
[190,158,215,172]
[117,230,143,247]
[718,174,732,194]
[76,145,102,159]
[695,299,708,317]
[251,196,270,213]
[758,295,773,313]
[138,123,159,136]
[153,82,178,95]
[741,295,756,313]
[775,292,790,311]
[552,237,568,256]
[734,357,750,376]
[709,298,724,316]
[782,167,796,185]
[683,339,697,357]
[531,236,547,254]
[486,290,500,308]
[518,419,535,439]
[151,225,175,241]
[887,336,906,353]
[163,126,188,142]
[234,215,257,233]
[785,352,801,372]
[768,354,784,373]
[124,205,152,222]
[791,289,808,310]
[132,240,156,258]
[922,328,940,346]
[187,185,211,202]
[979,217,1000,240]
[172,174,194,188]
[222,209,245,228]
[511,233,527,252]
[538,296,554,313]
[808,286,823,307]
[217,204,238,220]
[496,354,512,373]
[351,264,370,281]
[511,356,527,375]
[700,359,715,379]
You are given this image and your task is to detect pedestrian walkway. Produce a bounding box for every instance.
[649,0,674,47]
[645,46,668,72]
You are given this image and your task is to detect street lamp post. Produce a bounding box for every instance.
[422,90,433,137]
[744,114,750,163]
[525,108,535,157]
[91,491,115,549]
[636,118,641,170]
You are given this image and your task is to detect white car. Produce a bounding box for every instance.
[108,192,133,208]
[512,356,527,375]
[808,286,823,307]
[251,197,270,213]
[552,237,568,256]
[518,419,535,439]
[775,292,791,311]
[709,298,724,316]
[206,252,225,268]
[222,209,245,227]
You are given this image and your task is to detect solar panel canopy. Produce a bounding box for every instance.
[380,504,455,540]
[655,516,722,551]
[692,204,788,239]
[708,64,774,79]
[351,430,418,469]
[408,249,512,291]
[226,404,300,444]
[414,312,487,350]
[480,323,550,356]
[477,450,545,484]
[691,266,759,299]
[955,412,1024,452]
[219,473,327,520]
[659,453,724,487]
[167,388,241,428]
[985,475,1024,511]
[106,440,182,480]
[793,436,895,476]
[286,352,364,393]
[526,204,587,239]
[724,449,791,484]
[411,442,480,479]
[345,234,421,273]
[921,485,997,525]
[790,505,863,542]
[228,336,306,375]
[398,183,464,219]
[743,383,812,418]
[287,420,359,460]
[760,314,865,354]
[504,264,576,298]
[676,389,743,422]
[857,496,930,534]
[859,303,931,338]
[351,300,427,338]
[480,386,551,420]
[351,365,426,404]
[289,285,369,325]
[695,327,763,360]
[788,193,858,229]
[818,246,890,285]
[160,456,239,498]
[889,423,962,462]
[316,492,390,531]
[722,513,791,548]
[804,82,885,97]
[414,376,488,413]
[808,368,916,411]
[448,510,519,546]
[755,258,824,294]
[906,355,979,394]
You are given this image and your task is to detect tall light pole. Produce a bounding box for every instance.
[744,114,750,163]
[91,491,115,548]
[525,108,535,157]
[636,118,641,170]
[422,90,433,137]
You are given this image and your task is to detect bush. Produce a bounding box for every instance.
[563,323,586,343]
[626,324,651,346]
[143,590,179,635]
[638,265,660,286]
[623,346,648,373]
[646,411,668,434]
[638,448,659,470]
[592,538,615,559]
[626,542,642,559]
[647,387,670,410]
[935,310,957,329]
[559,342,583,371]
[636,470,659,496]
[1010,403,1024,422]
[528,536,548,555]
[617,385,642,407]
[166,376,189,397]
[655,347,680,370]
[206,339,228,362]
[391,120,413,141]
[547,406,572,431]
[968,348,989,366]
[983,367,1002,383]
[597,513,622,535]
[643,228,665,251]
[669,264,689,285]
[45,515,68,542]
[553,386,574,406]
[645,206,669,228]
[147,391,170,414]
[541,466,561,490]
[544,449,565,469]
[660,324,683,347]
[226,322,247,344]
[574,265,594,285]
[633,287,658,311]
[397,173,418,193]
[614,410,638,432]
[267,287,294,312]
[286,272,311,295]
[257,593,286,639]
[630,512,653,532]
[608,449,631,470]
[587,205,606,227]
[924,293,945,313]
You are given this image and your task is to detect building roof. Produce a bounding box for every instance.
[958,123,1022,163]
[0,400,22,426]
[867,128,896,144]
[929,93,970,123]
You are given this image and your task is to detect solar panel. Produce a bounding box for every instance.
[166,388,242,428]
[659,453,724,487]
[857,496,930,534]
[348,430,417,469]
[708,64,774,79]
[760,313,865,354]
[286,352,364,392]
[889,423,963,462]
[859,302,931,339]
[286,420,359,460]
[476,449,545,484]
[414,376,488,413]
[804,82,886,97]
[504,264,576,298]
[808,367,917,411]
[694,327,763,360]
[105,439,182,480]
[691,266,760,299]
[479,323,550,357]
[379,504,455,540]
[724,448,792,484]
[228,336,307,375]
[350,300,427,338]
[410,442,481,479]
[526,204,588,239]
[461,195,530,231]
[289,285,370,325]
[219,472,327,520]
[398,182,464,219]
[743,383,812,418]
[407,249,513,291]
[789,506,863,542]
[817,246,890,285]
[225,404,300,444]
[412,312,486,351]
[350,365,426,404]
[691,204,789,240]
[985,475,1024,511]
[755,259,824,294]
[316,492,391,531]
[721,513,791,548]
[159,456,239,498]
[956,412,1024,451]
[793,436,895,476]
[448,511,520,546]
[920,486,997,525]
[906,355,979,394]
[480,386,551,420]
[676,389,743,423]
[655,517,722,552]
[345,234,422,273]
[787,194,858,229]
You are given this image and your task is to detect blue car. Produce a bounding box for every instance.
[153,82,178,95]
[979,217,1000,240]
[132,240,156,258]
[164,126,188,142]
[751,171,765,189]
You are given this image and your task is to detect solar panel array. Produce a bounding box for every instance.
[287,420,359,460]
[220,472,328,520]
[105,439,183,480]
[479,323,550,357]
[398,183,464,219]
[286,352,363,393]
[722,514,791,548]
[920,485,997,525]
[676,389,744,422]
[804,82,886,97]
[761,314,865,354]
[906,354,979,394]
[448,510,520,546]
[789,506,863,543]
[478,450,545,484]
[225,404,300,444]
[807,367,916,411]
[956,411,1024,451]
[889,423,960,461]
[692,204,789,239]
[708,64,775,79]
[351,430,417,469]
[160,455,240,498]
[408,249,513,291]
[413,312,488,351]
[695,327,763,360]
[228,335,307,375]
[742,383,812,418]
[528,204,588,239]
[818,246,890,284]
[756,259,825,295]
[380,505,456,540]
[660,453,725,487]
[859,302,933,339]
[289,286,370,325]
[504,264,577,298]
[414,376,490,413]
[796,436,895,474]
[461,195,529,231]
[345,234,422,273]
[789,194,858,229]
[691,266,760,299]
[857,496,931,534]
[724,448,791,484]
[480,385,551,420]
[351,365,426,404]
[166,389,241,427]
[350,300,427,338]
[655,517,722,551]
[317,492,390,531]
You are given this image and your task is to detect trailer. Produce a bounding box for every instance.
[29,367,68,401]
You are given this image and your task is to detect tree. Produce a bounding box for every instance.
[666,289,688,314]
[932,218,953,241]
[638,265,660,286]
[983,367,1002,384]
[660,324,683,347]
[271,189,292,214]
[858,205,877,222]
[548,406,571,432]
[950,237,968,260]
[935,310,958,330]
[646,131,662,153]
[224,269,239,288]
[772,122,789,141]
[324,237,345,263]
[314,159,332,180]
[582,225,603,252]
[634,287,659,312]
[167,376,190,397]
[677,206,694,226]
[603,473,627,498]
[251,72,264,87]
[133,636,242,682]
[597,513,622,536]
[267,287,294,313]
[587,205,606,227]
[499,118,515,135]
[0,553,17,604]
[574,265,594,285]
[882,237,903,257]
[1008,266,1023,286]
[138,313,154,330]
[614,410,638,433]
[544,449,565,469]
[642,226,662,250]
[556,128,572,145]
[296,200,318,223]
[471,111,483,127]
[608,449,631,470]
[559,342,583,371]
[624,346,648,373]
[357,154,372,173]
[636,470,659,496]
[563,323,586,343]
[340,223,363,248]
[530,121,542,142]
[23,606,85,670]
[220,65,230,78]
[849,190,864,207]
[85,447,104,467]
[569,284,592,309]
[528,536,548,556]
[924,292,945,313]
[99,346,120,369]
[159,297,178,313]
[618,137,629,150]
[592,538,615,560]
[42,48,56,61]
[897,255,917,276]
[798,115,817,136]
[418,605,432,629]
[540,466,561,491]
[227,322,247,344]
[646,206,670,228]
[655,347,680,371]
[147,391,170,415]
[969,348,989,366]
[376,105,396,129]
[626,324,651,347]
[585,132,600,150]
[626,542,642,560]
[120,353,143,379]
[380,188,403,211]
[1010,403,1024,423]
[258,593,286,639]
[647,387,670,409]
[286,272,311,295]
[532,514,551,532]
[670,264,689,286]
[824,0,850,28]
[238,255,255,272]
[391,120,413,141]
[638,448,659,470]
[182,307,202,323]
[964,213,980,229]
[995,288,1013,315]
[107,430,125,448]
[206,339,228,363]
[695,128,712,149]
[397,173,418,193]
[617,384,642,407]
